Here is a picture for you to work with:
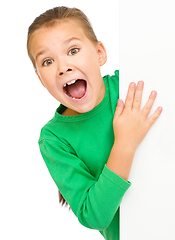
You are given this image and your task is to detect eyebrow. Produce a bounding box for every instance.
[35,50,49,61]
[64,37,82,44]
[35,37,82,60]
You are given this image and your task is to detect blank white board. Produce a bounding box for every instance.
[119,1,175,239]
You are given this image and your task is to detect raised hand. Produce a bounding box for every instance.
[107,81,162,181]
[113,81,162,151]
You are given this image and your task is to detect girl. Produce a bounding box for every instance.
[27,6,162,240]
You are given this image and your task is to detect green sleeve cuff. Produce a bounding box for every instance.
[103,165,131,191]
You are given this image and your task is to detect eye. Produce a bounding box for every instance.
[68,48,79,56]
[42,59,54,66]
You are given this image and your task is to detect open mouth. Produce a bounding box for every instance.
[63,79,87,100]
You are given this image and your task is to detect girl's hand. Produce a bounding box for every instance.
[113,81,162,151]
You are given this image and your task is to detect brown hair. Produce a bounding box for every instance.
[27,6,98,69]
[27,6,98,207]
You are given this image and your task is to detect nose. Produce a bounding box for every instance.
[59,68,72,76]
[57,56,73,76]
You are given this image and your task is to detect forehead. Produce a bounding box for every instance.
[31,20,87,48]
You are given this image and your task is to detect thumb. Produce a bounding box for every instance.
[113,99,124,123]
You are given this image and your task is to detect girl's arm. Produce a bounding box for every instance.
[107,81,162,181]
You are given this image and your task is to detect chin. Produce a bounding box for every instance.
[75,102,96,114]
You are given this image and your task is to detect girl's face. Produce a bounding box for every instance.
[30,20,107,115]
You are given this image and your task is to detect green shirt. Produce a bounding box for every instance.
[38,70,131,240]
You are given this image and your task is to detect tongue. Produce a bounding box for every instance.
[67,80,86,99]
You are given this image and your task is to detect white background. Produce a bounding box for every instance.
[1,0,119,239]
[120,1,175,239]
[2,1,173,240]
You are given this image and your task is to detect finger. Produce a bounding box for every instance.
[125,82,136,109]
[147,107,163,126]
[141,91,157,118]
[113,99,124,123]
[132,81,144,110]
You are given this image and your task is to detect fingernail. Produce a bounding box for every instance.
[118,99,122,105]
[158,107,163,112]
[151,91,157,96]
[130,82,135,87]
[138,81,144,86]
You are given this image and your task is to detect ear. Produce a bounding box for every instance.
[97,41,107,66]
[35,70,45,87]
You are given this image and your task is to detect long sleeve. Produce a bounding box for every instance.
[39,136,131,230]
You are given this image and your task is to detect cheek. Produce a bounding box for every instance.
[39,69,54,84]
[80,48,99,66]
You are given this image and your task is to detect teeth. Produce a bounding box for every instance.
[67,79,77,86]
[64,79,78,88]
[67,80,76,85]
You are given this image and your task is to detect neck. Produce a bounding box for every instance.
[61,108,81,116]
